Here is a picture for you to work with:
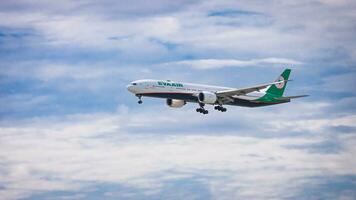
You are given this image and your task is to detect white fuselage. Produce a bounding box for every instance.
[126,79,265,102]
[126,69,302,112]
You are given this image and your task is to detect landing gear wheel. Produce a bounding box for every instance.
[196,107,208,114]
[214,105,227,112]
[136,95,143,104]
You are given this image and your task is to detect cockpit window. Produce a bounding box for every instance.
[132,83,137,85]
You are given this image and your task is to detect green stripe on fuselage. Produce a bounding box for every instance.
[255,93,287,103]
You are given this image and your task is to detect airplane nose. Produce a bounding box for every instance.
[126,84,135,93]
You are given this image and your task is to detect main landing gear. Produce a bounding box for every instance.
[196,104,227,114]
[214,105,227,112]
[196,103,208,114]
[136,95,143,104]
[196,107,208,114]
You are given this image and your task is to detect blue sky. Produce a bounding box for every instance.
[1,0,356,199]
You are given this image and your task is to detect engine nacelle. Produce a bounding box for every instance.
[198,91,217,104]
[166,99,186,108]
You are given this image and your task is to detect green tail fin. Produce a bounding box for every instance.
[266,69,291,97]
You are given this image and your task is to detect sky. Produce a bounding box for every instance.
[0,0,356,199]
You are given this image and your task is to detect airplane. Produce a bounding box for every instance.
[126,69,308,114]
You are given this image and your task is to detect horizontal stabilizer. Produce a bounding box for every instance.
[275,95,309,100]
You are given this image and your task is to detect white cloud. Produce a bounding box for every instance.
[0,60,155,92]
[1,0,355,62]
[0,101,355,199]
[266,114,356,133]
[33,15,179,48]
[161,57,303,69]
[321,72,356,94]
[0,94,50,113]
[0,1,356,199]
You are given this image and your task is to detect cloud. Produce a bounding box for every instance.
[1,100,356,199]
[1,0,355,63]
[0,61,153,90]
[1,0,356,199]
[208,9,262,17]
[0,94,50,115]
[161,58,303,69]
[321,72,356,94]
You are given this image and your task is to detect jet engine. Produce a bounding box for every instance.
[166,99,186,108]
[198,91,217,104]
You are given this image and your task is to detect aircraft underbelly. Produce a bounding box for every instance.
[140,92,197,102]
[138,88,287,107]
[228,98,288,107]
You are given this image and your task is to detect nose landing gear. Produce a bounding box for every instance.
[136,95,143,104]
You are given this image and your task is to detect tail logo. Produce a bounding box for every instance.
[275,76,285,89]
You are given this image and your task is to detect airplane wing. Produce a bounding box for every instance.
[274,95,309,100]
[216,80,288,97]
